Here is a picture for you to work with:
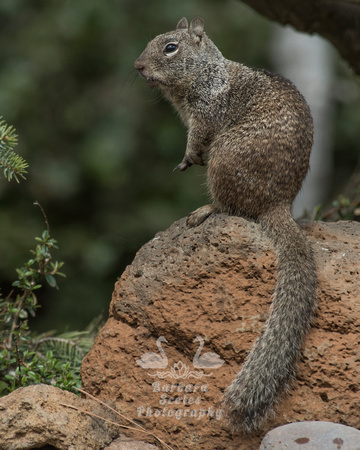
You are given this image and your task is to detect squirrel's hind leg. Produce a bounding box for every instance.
[186,204,220,227]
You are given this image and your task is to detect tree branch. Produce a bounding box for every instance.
[240,0,360,75]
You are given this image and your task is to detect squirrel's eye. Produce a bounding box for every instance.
[164,43,178,55]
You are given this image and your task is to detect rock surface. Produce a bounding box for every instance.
[104,436,159,449]
[81,215,360,450]
[259,421,360,449]
[0,384,119,450]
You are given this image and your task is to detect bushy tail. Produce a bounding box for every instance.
[223,206,317,432]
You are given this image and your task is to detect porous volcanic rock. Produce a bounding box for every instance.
[0,384,119,449]
[81,215,360,450]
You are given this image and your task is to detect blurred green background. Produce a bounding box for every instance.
[0,0,359,331]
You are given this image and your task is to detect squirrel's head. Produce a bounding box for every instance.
[134,17,223,91]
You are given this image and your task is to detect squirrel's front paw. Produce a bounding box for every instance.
[173,156,192,172]
[189,152,205,166]
[173,152,204,172]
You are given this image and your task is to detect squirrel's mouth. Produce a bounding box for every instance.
[145,77,161,87]
[137,70,162,88]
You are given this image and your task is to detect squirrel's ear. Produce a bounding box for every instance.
[189,17,205,39]
[176,17,188,30]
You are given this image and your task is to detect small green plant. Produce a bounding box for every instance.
[0,117,99,396]
[316,187,360,221]
[0,204,70,395]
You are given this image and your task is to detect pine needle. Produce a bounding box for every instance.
[0,117,28,182]
[60,386,173,450]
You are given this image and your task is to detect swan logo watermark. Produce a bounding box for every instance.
[136,336,224,378]
[136,336,224,421]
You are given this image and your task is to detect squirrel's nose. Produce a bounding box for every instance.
[134,58,144,71]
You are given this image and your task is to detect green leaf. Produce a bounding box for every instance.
[19,309,28,319]
[45,274,57,288]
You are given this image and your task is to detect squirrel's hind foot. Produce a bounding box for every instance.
[186,204,220,227]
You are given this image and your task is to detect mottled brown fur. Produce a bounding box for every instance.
[134,17,317,432]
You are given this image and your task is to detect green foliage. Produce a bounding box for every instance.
[0,211,74,395]
[34,316,103,370]
[0,165,102,396]
[316,187,360,221]
[331,193,360,220]
[0,155,84,396]
[0,117,28,182]
[0,317,103,396]
[0,349,79,394]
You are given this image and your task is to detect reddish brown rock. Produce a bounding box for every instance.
[81,215,360,450]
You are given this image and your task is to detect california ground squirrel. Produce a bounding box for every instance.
[134,17,317,433]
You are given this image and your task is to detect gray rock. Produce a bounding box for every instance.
[104,436,159,449]
[260,421,360,449]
